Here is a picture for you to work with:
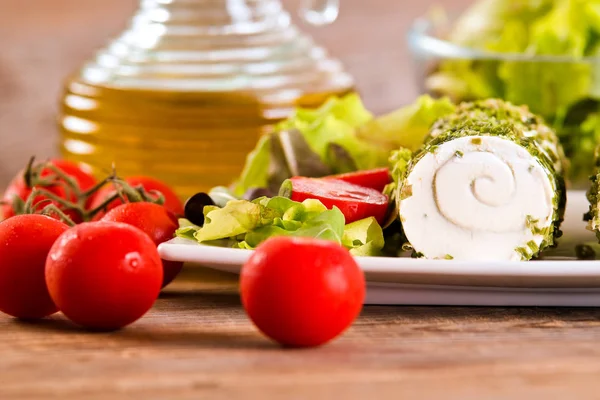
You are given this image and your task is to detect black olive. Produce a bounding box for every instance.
[576,244,596,261]
[184,192,215,226]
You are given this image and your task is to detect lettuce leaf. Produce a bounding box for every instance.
[242,208,345,249]
[499,61,592,123]
[195,200,279,242]
[577,112,600,170]
[231,93,380,196]
[448,0,554,49]
[356,95,456,152]
[233,134,271,197]
[174,219,200,241]
[175,195,385,255]
[279,93,388,170]
[176,196,344,248]
[231,93,453,196]
[342,217,385,256]
[382,148,413,229]
[499,0,592,121]
[529,0,588,57]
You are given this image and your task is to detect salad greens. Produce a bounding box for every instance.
[342,217,385,256]
[176,196,385,256]
[178,93,573,260]
[232,93,455,197]
[356,95,456,152]
[178,94,456,257]
[385,147,414,223]
[426,0,600,183]
[232,94,383,197]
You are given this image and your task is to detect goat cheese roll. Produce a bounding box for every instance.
[397,99,566,261]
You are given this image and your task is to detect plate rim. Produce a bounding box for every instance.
[158,189,600,288]
[158,237,600,277]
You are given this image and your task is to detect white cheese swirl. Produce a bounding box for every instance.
[399,136,555,261]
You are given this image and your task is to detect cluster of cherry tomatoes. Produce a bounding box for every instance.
[0,158,374,347]
[0,159,184,330]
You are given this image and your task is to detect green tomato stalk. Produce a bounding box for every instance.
[6,158,166,224]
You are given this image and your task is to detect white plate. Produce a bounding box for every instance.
[365,283,600,307]
[158,190,600,306]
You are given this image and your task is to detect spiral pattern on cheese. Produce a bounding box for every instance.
[399,135,556,261]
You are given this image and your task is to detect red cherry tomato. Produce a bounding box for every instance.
[101,202,183,288]
[1,159,97,222]
[89,176,184,219]
[240,236,365,347]
[323,168,391,193]
[0,215,69,319]
[287,177,389,224]
[45,221,163,330]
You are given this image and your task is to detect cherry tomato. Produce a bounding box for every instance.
[287,177,389,224]
[1,159,97,222]
[45,221,163,330]
[101,202,183,288]
[89,176,184,219]
[323,168,391,193]
[0,215,69,319]
[240,236,365,347]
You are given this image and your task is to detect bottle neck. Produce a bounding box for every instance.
[137,0,287,26]
[76,0,353,92]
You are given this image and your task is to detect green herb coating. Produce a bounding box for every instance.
[396,99,566,260]
[585,146,600,242]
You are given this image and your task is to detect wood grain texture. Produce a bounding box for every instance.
[6,1,600,399]
[4,268,600,399]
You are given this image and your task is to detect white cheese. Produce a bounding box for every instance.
[399,135,555,261]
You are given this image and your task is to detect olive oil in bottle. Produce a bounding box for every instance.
[59,0,354,200]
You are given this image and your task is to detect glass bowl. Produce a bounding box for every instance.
[407,14,600,187]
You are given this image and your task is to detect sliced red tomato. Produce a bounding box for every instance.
[1,159,97,223]
[287,177,389,224]
[323,168,391,192]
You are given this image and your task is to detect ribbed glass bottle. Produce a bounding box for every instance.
[58,0,354,199]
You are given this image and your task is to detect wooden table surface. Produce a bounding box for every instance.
[5,268,600,399]
[4,0,600,399]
